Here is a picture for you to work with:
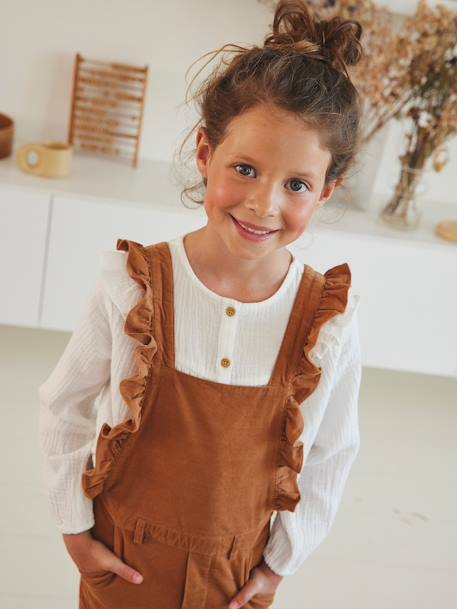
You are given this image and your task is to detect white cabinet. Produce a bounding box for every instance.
[0,184,49,327]
[40,194,206,331]
[292,227,457,378]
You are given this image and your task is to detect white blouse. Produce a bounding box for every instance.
[37,233,362,577]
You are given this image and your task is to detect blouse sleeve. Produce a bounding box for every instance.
[262,298,362,576]
[37,276,112,534]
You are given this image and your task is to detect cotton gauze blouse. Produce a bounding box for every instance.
[37,233,362,577]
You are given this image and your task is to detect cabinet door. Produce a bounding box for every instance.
[0,184,49,327]
[41,195,205,331]
[290,227,457,378]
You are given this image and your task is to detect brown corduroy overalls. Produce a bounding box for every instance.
[79,238,350,609]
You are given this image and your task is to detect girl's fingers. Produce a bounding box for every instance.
[109,557,143,584]
[228,570,267,609]
[228,563,281,608]
[77,539,143,585]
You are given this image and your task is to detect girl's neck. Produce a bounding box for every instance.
[182,226,294,303]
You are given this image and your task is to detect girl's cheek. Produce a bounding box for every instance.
[282,206,312,233]
[208,180,238,212]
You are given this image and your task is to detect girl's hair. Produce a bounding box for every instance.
[173,0,364,209]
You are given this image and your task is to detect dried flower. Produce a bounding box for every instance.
[258,0,457,176]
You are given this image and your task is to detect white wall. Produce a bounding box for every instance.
[1,0,270,160]
[2,0,455,205]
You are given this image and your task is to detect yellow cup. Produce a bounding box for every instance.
[16,141,73,178]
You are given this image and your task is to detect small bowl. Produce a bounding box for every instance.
[0,113,14,159]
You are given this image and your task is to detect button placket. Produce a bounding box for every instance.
[216,301,239,382]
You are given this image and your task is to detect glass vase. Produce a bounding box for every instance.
[379,165,428,231]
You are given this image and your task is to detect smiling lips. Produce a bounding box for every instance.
[230,215,280,235]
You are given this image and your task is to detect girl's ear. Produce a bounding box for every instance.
[195,127,212,182]
[316,180,337,207]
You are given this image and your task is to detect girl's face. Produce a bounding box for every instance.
[195,103,340,261]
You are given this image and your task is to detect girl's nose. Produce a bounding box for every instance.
[245,188,281,218]
[246,196,280,217]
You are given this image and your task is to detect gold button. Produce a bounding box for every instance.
[220,357,231,368]
[225,306,236,317]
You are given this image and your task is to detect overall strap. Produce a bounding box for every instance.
[145,241,176,369]
[271,260,352,388]
[269,264,326,386]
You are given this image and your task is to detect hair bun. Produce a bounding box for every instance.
[319,15,363,68]
[263,0,363,76]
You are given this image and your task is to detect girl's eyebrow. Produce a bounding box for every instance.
[234,153,319,181]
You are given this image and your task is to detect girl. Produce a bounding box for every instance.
[38,2,364,608]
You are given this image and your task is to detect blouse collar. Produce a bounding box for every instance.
[170,233,301,308]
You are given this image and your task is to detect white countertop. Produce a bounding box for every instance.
[1,141,456,251]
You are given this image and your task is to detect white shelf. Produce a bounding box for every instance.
[0,140,195,215]
[2,140,456,251]
[316,195,457,253]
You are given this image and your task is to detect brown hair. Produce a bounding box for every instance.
[173,0,364,210]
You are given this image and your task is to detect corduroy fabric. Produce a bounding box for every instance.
[79,239,351,609]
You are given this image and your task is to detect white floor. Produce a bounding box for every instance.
[1,323,456,609]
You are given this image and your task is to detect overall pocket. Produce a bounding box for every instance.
[244,525,277,608]
[80,496,124,589]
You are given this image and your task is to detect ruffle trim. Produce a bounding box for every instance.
[274,262,352,512]
[82,239,158,500]
[99,250,145,321]
[307,288,360,366]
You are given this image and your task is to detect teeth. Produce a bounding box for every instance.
[238,220,271,235]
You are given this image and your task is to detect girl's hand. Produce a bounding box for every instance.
[228,559,283,609]
[62,530,144,584]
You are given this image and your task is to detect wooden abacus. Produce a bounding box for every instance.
[67,53,149,168]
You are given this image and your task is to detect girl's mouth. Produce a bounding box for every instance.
[229,214,280,242]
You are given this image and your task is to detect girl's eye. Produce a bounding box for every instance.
[288,179,309,193]
[233,164,309,193]
[234,163,255,178]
